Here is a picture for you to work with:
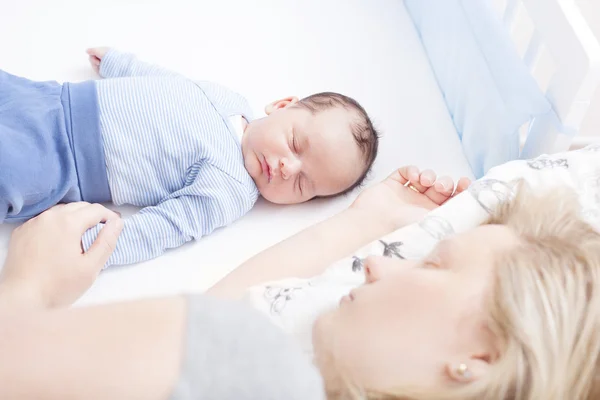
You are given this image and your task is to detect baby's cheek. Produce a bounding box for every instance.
[256,184,283,204]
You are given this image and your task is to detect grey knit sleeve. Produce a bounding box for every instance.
[170,294,326,400]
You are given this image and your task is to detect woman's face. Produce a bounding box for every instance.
[312,224,518,393]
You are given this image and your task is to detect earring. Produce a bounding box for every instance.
[456,363,472,379]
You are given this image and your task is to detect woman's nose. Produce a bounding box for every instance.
[363,256,390,284]
[364,255,418,284]
[280,157,301,180]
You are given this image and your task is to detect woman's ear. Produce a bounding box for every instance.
[265,96,299,115]
[445,355,492,384]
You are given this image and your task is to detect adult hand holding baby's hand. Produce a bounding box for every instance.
[86,47,110,74]
[0,203,122,310]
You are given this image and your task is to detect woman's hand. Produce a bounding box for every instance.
[351,166,471,230]
[86,47,110,74]
[0,203,123,310]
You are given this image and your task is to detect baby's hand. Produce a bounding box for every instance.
[86,47,110,75]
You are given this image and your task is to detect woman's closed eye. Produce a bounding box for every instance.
[419,254,444,269]
[420,260,439,269]
[419,242,450,269]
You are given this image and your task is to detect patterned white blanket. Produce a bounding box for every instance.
[243,144,600,354]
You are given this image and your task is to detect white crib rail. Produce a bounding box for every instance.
[494,0,600,154]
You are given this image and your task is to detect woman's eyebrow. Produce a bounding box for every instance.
[436,240,454,263]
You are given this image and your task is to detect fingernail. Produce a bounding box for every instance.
[439,182,448,191]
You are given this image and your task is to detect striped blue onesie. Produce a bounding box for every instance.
[0,50,259,267]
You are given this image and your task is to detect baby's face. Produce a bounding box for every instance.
[241,98,364,204]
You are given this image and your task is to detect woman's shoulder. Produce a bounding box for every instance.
[172,294,326,400]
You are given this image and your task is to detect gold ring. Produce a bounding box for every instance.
[405,183,419,192]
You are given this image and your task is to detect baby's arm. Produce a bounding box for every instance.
[87,47,181,79]
[82,197,197,266]
[82,167,253,267]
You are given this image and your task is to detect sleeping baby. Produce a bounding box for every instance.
[0,47,379,267]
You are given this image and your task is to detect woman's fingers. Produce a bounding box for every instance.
[406,169,436,193]
[85,218,123,269]
[390,167,472,201]
[454,177,472,196]
[56,202,90,212]
[395,166,417,184]
[424,176,455,205]
[0,202,123,308]
[71,203,120,233]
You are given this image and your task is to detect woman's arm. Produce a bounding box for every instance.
[208,167,470,299]
[0,203,319,400]
[0,297,186,400]
[208,206,398,299]
[0,203,185,400]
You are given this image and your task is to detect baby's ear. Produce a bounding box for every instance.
[265,96,299,115]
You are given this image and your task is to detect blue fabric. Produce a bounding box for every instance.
[404,0,554,178]
[81,50,259,267]
[0,70,105,223]
[62,81,111,203]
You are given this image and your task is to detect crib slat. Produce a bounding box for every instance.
[523,0,600,127]
[520,0,600,155]
[491,0,508,18]
[523,31,542,72]
[503,0,520,30]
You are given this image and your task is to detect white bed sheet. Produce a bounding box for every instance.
[0,0,473,305]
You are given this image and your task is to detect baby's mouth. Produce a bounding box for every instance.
[262,156,273,183]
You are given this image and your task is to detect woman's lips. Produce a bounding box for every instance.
[340,290,356,305]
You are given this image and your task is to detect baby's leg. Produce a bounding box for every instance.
[0,69,77,221]
[0,202,6,223]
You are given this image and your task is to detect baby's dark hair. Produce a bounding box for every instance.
[297,92,380,197]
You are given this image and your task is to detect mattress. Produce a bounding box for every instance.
[0,0,473,304]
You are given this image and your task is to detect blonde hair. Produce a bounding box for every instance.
[339,183,600,400]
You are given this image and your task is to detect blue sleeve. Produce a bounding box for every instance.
[99,49,181,78]
[82,164,256,267]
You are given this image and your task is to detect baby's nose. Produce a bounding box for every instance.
[280,158,301,180]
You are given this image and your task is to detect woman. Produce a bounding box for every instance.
[1,165,599,400]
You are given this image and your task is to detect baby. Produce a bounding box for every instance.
[0,48,379,267]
